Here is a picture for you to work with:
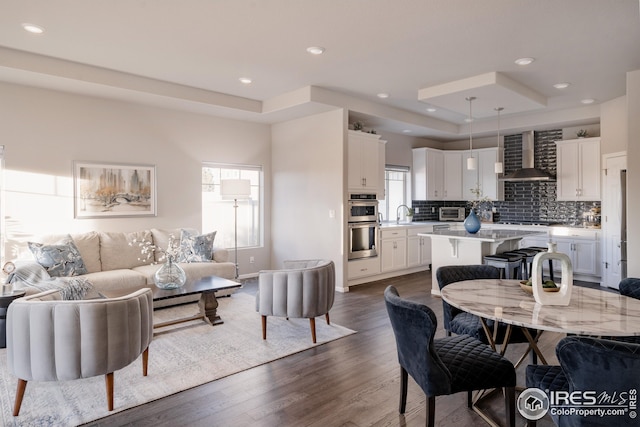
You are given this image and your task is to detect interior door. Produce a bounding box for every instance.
[602,154,627,289]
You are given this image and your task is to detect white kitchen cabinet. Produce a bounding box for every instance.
[380,228,407,272]
[443,151,463,200]
[347,257,381,279]
[555,237,600,276]
[348,130,386,196]
[413,148,442,199]
[462,148,499,200]
[519,230,600,278]
[407,226,432,267]
[413,148,464,200]
[555,138,601,201]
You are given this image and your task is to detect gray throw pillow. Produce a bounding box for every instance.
[178,229,216,263]
[28,236,88,277]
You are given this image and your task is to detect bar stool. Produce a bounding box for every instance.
[509,248,540,279]
[525,246,555,282]
[483,252,525,279]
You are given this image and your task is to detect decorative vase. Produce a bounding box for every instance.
[463,209,481,233]
[154,257,186,289]
[531,242,573,306]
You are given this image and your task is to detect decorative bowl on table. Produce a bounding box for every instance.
[519,280,560,294]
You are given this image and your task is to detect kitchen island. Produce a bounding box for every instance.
[418,228,547,295]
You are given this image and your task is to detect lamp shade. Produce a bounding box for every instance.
[221,179,251,200]
[467,156,478,170]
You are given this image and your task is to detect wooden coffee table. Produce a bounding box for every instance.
[152,275,242,328]
[103,275,242,329]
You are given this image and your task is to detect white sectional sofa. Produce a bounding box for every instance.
[8,228,236,306]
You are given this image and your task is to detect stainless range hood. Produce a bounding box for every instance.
[500,131,556,181]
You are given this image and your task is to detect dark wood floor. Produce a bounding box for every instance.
[84,272,567,427]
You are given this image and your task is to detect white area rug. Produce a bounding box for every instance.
[0,292,355,426]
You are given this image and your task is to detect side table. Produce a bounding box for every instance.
[0,290,26,348]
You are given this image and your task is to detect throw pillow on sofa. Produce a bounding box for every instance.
[178,229,216,262]
[28,236,88,277]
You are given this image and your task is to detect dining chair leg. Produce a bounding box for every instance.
[399,366,408,413]
[325,312,330,325]
[13,379,27,416]
[309,318,317,343]
[261,315,267,340]
[105,372,114,411]
[426,395,435,427]
[467,390,473,408]
[505,386,515,427]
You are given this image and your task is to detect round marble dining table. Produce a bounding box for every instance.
[441,279,640,337]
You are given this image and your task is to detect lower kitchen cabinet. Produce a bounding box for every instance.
[380,228,407,272]
[347,257,381,279]
[407,226,432,267]
[519,232,600,279]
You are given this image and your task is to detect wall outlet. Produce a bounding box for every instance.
[415,207,419,213]
[431,207,436,213]
[250,256,255,264]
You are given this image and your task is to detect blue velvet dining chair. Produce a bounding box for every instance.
[602,277,640,344]
[436,265,538,358]
[526,336,640,427]
[436,264,500,341]
[619,277,640,299]
[384,285,516,427]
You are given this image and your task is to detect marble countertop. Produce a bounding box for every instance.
[441,279,640,336]
[418,228,545,242]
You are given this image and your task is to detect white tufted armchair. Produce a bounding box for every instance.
[6,287,154,416]
[256,260,335,343]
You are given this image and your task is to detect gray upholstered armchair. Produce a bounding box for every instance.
[256,259,335,343]
[6,287,154,416]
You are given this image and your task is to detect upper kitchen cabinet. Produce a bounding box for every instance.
[442,151,463,200]
[462,148,500,201]
[348,130,386,196]
[413,147,443,200]
[555,137,601,201]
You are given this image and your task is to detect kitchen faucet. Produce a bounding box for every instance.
[396,204,410,224]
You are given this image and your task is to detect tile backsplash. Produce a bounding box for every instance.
[412,129,600,225]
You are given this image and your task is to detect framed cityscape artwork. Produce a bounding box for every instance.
[73,161,157,218]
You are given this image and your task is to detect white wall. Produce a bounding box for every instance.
[627,70,640,278]
[600,96,628,155]
[0,82,272,276]
[271,109,346,288]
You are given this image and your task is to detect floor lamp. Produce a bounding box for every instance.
[220,179,251,279]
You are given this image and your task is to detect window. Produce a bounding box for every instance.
[202,164,262,250]
[379,166,410,221]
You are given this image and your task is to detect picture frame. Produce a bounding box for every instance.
[74,161,156,218]
[480,209,494,223]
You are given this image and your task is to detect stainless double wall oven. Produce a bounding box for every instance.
[348,194,379,260]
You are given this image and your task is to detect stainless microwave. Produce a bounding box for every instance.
[439,207,465,222]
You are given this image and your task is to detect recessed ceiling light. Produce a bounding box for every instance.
[306,46,325,55]
[402,129,412,133]
[426,107,437,113]
[553,82,571,89]
[464,118,474,123]
[239,77,252,84]
[22,23,44,34]
[581,98,596,104]
[514,57,535,66]
[377,93,389,99]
